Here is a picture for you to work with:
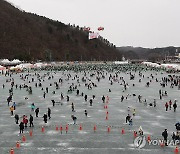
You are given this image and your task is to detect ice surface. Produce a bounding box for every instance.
[0,66,179,154]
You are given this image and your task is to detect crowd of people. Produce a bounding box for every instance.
[0,63,179,147]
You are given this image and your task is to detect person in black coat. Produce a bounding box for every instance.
[35,108,39,117]
[51,100,55,106]
[43,113,48,123]
[29,114,34,127]
[71,115,77,124]
[48,108,51,119]
[162,129,168,146]
[14,114,19,124]
[19,122,24,134]
[173,102,177,112]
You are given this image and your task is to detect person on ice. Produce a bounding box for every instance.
[10,106,14,116]
[126,114,131,123]
[19,121,24,134]
[13,102,16,110]
[48,108,51,119]
[84,110,88,117]
[51,100,55,106]
[31,103,35,112]
[173,101,177,112]
[14,114,19,124]
[102,95,105,103]
[29,114,34,127]
[71,103,75,112]
[23,115,28,128]
[162,129,168,146]
[133,109,136,116]
[71,115,77,124]
[43,113,48,123]
[169,100,172,110]
[165,102,168,111]
[35,108,39,117]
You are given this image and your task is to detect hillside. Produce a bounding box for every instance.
[118,46,180,61]
[0,0,122,61]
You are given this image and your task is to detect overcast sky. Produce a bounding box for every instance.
[7,0,180,48]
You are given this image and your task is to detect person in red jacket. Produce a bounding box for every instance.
[23,115,28,128]
[165,102,169,111]
[169,100,172,110]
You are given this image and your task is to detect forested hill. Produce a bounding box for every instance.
[0,0,122,61]
[118,46,180,61]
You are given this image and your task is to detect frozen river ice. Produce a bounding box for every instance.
[0,66,179,154]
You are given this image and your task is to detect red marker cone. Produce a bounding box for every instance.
[94,125,97,132]
[22,135,26,142]
[106,115,108,120]
[174,146,179,153]
[105,105,108,109]
[104,106,106,109]
[41,126,45,133]
[106,111,109,115]
[79,124,82,130]
[10,148,14,154]
[121,128,125,134]
[56,125,59,131]
[133,131,137,138]
[107,126,111,133]
[16,141,20,149]
[147,135,151,142]
[65,124,68,133]
[160,141,165,147]
[29,130,33,137]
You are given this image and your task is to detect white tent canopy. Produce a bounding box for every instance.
[114,61,129,65]
[15,63,34,69]
[142,61,180,70]
[11,59,21,64]
[1,59,10,64]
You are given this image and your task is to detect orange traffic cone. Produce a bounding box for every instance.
[160,141,165,147]
[121,128,125,134]
[56,125,59,131]
[94,125,97,132]
[174,146,179,153]
[41,126,45,133]
[29,130,33,137]
[107,126,111,133]
[147,135,151,142]
[133,131,137,138]
[16,141,20,149]
[22,135,26,142]
[106,115,108,120]
[10,148,14,154]
[79,124,82,130]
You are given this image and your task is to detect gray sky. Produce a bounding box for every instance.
[7,0,180,48]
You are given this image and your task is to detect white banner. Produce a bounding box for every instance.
[89,32,99,40]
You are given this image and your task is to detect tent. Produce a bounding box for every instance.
[114,61,129,64]
[11,59,21,64]
[1,59,10,64]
